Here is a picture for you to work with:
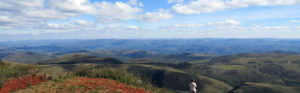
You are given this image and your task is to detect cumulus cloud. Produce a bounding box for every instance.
[297,25,300,31]
[172,0,228,14]
[128,25,140,30]
[44,20,96,30]
[0,0,148,31]
[138,9,173,22]
[24,9,73,20]
[170,23,204,28]
[160,23,204,31]
[161,19,240,31]
[290,20,299,23]
[172,0,300,14]
[0,16,14,23]
[159,20,300,38]
[168,0,184,4]
[47,0,95,14]
[48,0,143,23]
[102,25,142,32]
[0,0,81,30]
[0,0,44,11]
[216,19,241,26]
[94,2,142,23]
[173,23,204,27]
[0,0,177,32]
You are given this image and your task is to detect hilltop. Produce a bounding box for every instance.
[1,46,300,93]
[0,61,168,93]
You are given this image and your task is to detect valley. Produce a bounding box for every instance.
[1,39,300,93]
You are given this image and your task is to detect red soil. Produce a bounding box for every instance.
[61,78,152,93]
[1,76,152,93]
[0,75,45,93]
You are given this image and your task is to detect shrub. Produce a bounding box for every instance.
[0,63,41,88]
[72,65,170,93]
[73,64,94,77]
[0,60,4,65]
[73,65,143,86]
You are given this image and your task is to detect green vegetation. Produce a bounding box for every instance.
[73,65,167,93]
[0,60,41,88]
[2,52,53,63]
[72,65,170,93]
[230,82,299,93]
[211,65,248,71]
[3,51,300,93]
[126,64,233,93]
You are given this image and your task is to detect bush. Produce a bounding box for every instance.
[73,65,143,86]
[73,64,94,77]
[0,60,4,65]
[73,65,170,93]
[0,63,41,88]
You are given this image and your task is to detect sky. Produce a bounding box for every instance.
[0,0,300,41]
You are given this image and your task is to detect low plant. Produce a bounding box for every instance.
[73,65,171,93]
[0,62,41,88]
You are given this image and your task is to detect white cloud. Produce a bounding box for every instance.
[94,2,142,23]
[138,9,173,22]
[47,0,144,23]
[128,25,140,30]
[138,2,144,7]
[228,0,299,8]
[168,0,184,4]
[290,20,299,23]
[297,25,300,31]
[45,20,95,30]
[102,25,142,32]
[0,0,145,30]
[172,0,228,14]
[160,23,204,31]
[127,0,144,7]
[161,19,240,30]
[24,9,72,20]
[47,0,95,14]
[172,0,300,14]
[0,0,44,11]
[0,0,80,30]
[172,23,204,28]
[216,19,241,26]
[128,0,138,5]
[0,16,14,23]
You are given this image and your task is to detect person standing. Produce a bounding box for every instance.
[189,80,197,93]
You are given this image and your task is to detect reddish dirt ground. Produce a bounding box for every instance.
[0,75,45,93]
[1,76,152,93]
[60,77,152,93]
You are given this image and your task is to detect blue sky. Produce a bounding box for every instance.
[0,0,300,41]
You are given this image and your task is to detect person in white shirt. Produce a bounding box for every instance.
[189,80,197,93]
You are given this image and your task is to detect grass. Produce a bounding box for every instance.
[16,78,125,93]
[239,82,299,93]
[197,75,233,93]
[211,65,248,71]
[134,64,186,73]
[72,64,171,93]
[39,65,69,78]
[0,60,41,88]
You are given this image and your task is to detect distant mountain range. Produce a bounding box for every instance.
[0,39,300,55]
[1,39,300,93]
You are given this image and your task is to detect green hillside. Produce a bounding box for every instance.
[2,51,300,93]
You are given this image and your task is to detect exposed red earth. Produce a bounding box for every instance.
[55,78,152,93]
[0,75,45,93]
[1,76,152,93]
